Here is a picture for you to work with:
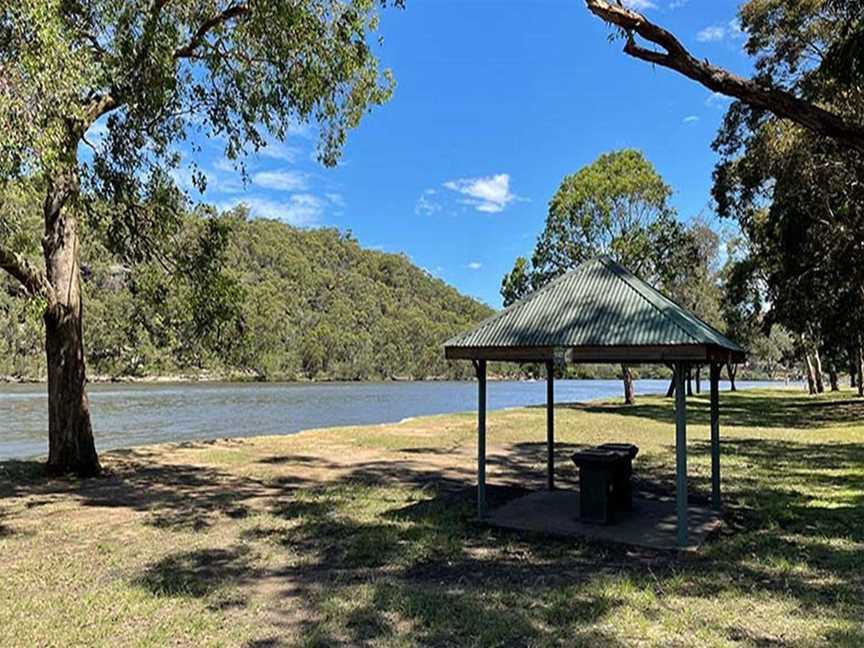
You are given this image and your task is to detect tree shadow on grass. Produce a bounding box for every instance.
[571,389,864,430]
[3,420,864,645]
[0,449,300,532]
[133,545,258,605]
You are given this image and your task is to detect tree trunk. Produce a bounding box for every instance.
[695,365,701,394]
[42,173,100,477]
[828,365,839,392]
[813,349,825,393]
[726,363,737,392]
[850,350,858,388]
[665,363,675,397]
[858,346,864,398]
[665,377,675,398]
[804,354,817,395]
[621,364,635,405]
[686,366,693,396]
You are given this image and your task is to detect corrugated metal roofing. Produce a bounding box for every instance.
[445,256,744,352]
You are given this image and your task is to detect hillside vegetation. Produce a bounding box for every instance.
[0,210,493,382]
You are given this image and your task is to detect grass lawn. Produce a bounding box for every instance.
[1,388,863,647]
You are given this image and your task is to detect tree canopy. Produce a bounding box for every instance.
[583,0,864,152]
[501,149,723,403]
[708,1,864,394]
[0,0,403,475]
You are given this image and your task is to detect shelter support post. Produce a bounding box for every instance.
[674,361,689,548]
[546,360,555,490]
[474,360,487,518]
[710,362,721,510]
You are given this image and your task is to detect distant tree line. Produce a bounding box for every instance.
[1,203,495,383]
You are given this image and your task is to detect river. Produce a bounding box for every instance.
[0,379,790,460]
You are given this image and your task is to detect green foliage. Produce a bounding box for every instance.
[719,246,764,350]
[502,150,722,327]
[500,257,531,308]
[0,0,93,178]
[713,1,864,367]
[0,0,407,404]
[530,149,674,287]
[0,208,495,381]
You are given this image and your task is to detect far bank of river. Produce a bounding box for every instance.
[0,379,794,460]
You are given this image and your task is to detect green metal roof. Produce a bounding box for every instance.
[445,256,745,359]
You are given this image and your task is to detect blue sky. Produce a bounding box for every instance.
[172,0,752,308]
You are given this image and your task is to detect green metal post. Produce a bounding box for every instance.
[546,360,555,490]
[476,360,487,518]
[674,361,689,548]
[710,362,721,510]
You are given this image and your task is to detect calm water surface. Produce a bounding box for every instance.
[0,379,788,460]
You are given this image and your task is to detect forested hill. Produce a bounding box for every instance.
[0,212,494,382]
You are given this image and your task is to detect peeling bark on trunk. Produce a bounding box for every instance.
[622,364,635,405]
[804,354,817,395]
[42,170,100,477]
[813,349,825,393]
[726,363,737,392]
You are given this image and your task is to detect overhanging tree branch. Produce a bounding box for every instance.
[80,3,250,128]
[174,4,249,59]
[584,0,864,154]
[0,245,54,301]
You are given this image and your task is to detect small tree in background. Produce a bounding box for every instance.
[0,0,401,476]
[500,149,709,405]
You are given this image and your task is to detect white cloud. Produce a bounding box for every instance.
[256,141,301,163]
[286,120,314,140]
[415,188,442,216]
[622,0,655,9]
[467,261,482,270]
[669,0,688,9]
[697,26,726,42]
[697,20,746,44]
[706,91,733,108]
[325,192,345,208]
[683,115,700,123]
[219,194,324,227]
[252,170,309,191]
[727,18,745,40]
[213,157,239,172]
[443,173,516,214]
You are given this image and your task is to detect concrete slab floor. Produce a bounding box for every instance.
[487,489,722,551]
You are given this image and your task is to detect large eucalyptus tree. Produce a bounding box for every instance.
[0,0,400,475]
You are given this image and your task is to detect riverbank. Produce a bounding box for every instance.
[0,365,799,385]
[2,388,862,646]
[1,379,793,461]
